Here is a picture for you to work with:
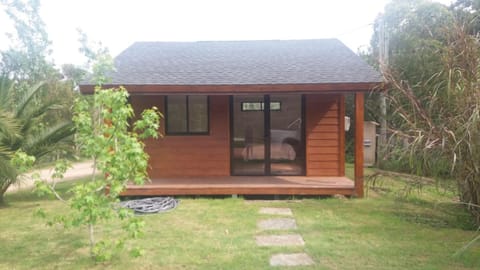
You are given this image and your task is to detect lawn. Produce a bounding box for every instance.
[1,169,479,269]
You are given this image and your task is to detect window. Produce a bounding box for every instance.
[241,101,281,112]
[165,95,209,135]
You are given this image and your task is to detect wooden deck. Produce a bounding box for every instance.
[122,176,355,196]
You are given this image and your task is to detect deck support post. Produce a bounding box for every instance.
[354,92,364,198]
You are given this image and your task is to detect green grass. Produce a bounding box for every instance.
[1,170,480,269]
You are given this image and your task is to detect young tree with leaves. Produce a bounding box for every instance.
[31,25,162,259]
[35,86,161,260]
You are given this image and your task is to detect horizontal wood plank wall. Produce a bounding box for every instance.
[305,94,344,176]
[130,95,230,177]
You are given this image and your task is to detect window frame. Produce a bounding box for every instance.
[240,101,281,112]
[165,95,210,136]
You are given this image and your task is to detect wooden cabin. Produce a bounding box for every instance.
[79,39,382,197]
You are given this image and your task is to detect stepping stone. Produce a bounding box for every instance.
[270,253,314,266]
[259,207,293,216]
[255,234,305,246]
[258,218,297,230]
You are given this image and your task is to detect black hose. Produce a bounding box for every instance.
[119,197,179,214]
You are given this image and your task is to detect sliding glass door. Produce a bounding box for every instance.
[231,95,266,175]
[231,95,304,176]
[269,94,304,175]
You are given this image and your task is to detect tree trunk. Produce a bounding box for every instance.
[89,223,95,257]
[0,184,9,206]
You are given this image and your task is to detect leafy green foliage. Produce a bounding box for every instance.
[35,86,161,261]
[0,76,75,204]
[370,0,480,224]
[0,0,78,204]
[77,29,114,86]
[370,0,454,133]
[61,63,87,90]
[10,150,35,173]
[0,0,55,82]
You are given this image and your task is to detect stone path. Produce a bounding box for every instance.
[270,253,315,267]
[256,235,305,247]
[256,207,314,267]
[257,218,297,230]
[259,207,293,216]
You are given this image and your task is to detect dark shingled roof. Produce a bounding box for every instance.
[93,39,382,86]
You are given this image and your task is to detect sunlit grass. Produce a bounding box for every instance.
[1,169,479,269]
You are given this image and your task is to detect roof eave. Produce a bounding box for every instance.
[79,82,384,95]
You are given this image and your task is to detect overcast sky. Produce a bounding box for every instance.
[0,0,453,67]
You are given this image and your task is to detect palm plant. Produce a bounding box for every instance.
[0,76,75,204]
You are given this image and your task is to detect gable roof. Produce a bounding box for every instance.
[80,39,382,93]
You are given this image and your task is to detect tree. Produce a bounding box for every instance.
[369,0,454,175]
[0,0,54,82]
[31,27,161,260]
[61,63,87,90]
[371,0,480,223]
[0,0,77,203]
[0,76,74,204]
[451,0,480,35]
[35,86,161,261]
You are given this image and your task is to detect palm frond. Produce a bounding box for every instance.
[0,76,76,196]
[0,143,14,160]
[19,101,62,134]
[23,121,75,158]
[0,110,22,144]
[14,81,46,118]
[0,76,14,107]
[25,102,63,121]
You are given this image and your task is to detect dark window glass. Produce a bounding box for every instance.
[166,95,208,135]
[166,96,187,133]
[188,95,208,133]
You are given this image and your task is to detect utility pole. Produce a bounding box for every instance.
[378,17,388,167]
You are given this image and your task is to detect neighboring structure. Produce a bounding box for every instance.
[79,39,383,197]
[363,121,379,167]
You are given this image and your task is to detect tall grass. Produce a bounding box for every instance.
[382,20,480,223]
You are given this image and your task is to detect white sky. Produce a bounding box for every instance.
[0,0,454,67]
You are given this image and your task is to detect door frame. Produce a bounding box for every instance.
[229,94,306,176]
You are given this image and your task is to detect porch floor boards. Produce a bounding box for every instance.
[122,176,355,196]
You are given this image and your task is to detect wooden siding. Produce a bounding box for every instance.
[305,94,345,176]
[131,93,346,179]
[130,95,230,177]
